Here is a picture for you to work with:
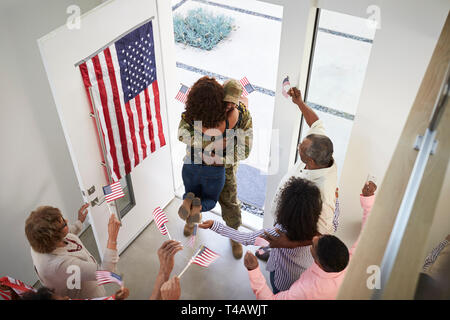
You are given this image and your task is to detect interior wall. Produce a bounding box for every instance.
[0,0,103,285]
[336,0,450,247]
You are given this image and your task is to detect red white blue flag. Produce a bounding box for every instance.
[282,76,291,98]
[79,21,166,183]
[0,276,36,300]
[103,181,125,203]
[239,77,255,96]
[153,207,169,235]
[175,84,190,104]
[192,245,220,267]
[96,271,123,287]
[186,224,198,248]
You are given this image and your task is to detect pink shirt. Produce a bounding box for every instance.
[248,195,375,300]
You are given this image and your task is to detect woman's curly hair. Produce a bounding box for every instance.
[184,76,227,128]
[275,177,322,242]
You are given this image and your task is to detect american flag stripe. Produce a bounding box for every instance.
[84,58,121,181]
[127,98,143,166]
[92,54,125,180]
[88,295,116,300]
[80,60,117,181]
[144,87,156,153]
[152,81,166,148]
[79,21,165,182]
[153,207,169,233]
[139,90,152,157]
[192,247,220,267]
[0,276,36,299]
[175,85,190,103]
[125,100,140,167]
[134,94,147,160]
[240,77,253,96]
[159,224,168,236]
[98,48,131,176]
[105,48,135,174]
[96,271,123,286]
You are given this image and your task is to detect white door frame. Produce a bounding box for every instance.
[259,0,379,228]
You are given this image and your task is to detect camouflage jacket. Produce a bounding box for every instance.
[178,102,253,166]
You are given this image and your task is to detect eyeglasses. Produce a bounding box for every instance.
[59,220,67,231]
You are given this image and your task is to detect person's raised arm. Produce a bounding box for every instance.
[288,87,319,127]
[261,229,318,249]
[149,240,183,300]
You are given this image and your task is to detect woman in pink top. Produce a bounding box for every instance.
[245,180,377,300]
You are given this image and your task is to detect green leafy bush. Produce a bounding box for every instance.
[173,8,235,50]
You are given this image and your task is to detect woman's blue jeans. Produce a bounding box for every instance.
[182,163,226,212]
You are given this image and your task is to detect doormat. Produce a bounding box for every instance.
[236,164,267,211]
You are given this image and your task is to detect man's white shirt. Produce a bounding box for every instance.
[269,119,337,235]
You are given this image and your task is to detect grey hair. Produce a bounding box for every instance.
[305,134,334,167]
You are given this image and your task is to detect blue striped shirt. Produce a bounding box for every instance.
[211,221,313,291]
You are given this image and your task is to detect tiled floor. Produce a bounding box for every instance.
[80,197,271,300]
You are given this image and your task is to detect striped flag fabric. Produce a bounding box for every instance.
[186,224,198,248]
[103,181,125,203]
[153,206,169,235]
[96,271,123,287]
[192,245,220,267]
[175,84,190,104]
[0,276,36,300]
[239,77,255,96]
[282,76,291,98]
[88,295,116,300]
[79,21,166,183]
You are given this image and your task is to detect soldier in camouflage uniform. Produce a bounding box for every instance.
[219,80,253,259]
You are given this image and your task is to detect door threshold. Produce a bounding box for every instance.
[174,188,263,231]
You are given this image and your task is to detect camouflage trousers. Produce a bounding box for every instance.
[219,164,241,230]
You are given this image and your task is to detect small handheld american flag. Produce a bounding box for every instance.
[192,245,220,267]
[239,77,255,96]
[185,224,198,248]
[282,76,291,98]
[96,271,123,287]
[0,276,36,300]
[175,84,190,103]
[153,207,171,239]
[103,181,125,203]
[178,245,220,278]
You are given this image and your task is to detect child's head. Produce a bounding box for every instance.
[275,177,322,242]
[311,235,349,273]
[223,79,243,110]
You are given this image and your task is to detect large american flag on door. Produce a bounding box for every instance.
[79,21,166,182]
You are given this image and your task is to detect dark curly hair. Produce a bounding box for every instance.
[275,177,322,242]
[184,76,227,128]
[316,235,349,272]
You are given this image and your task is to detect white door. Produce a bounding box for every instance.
[38,0,178,259]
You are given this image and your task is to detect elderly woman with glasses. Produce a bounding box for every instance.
[25,203,121,299]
